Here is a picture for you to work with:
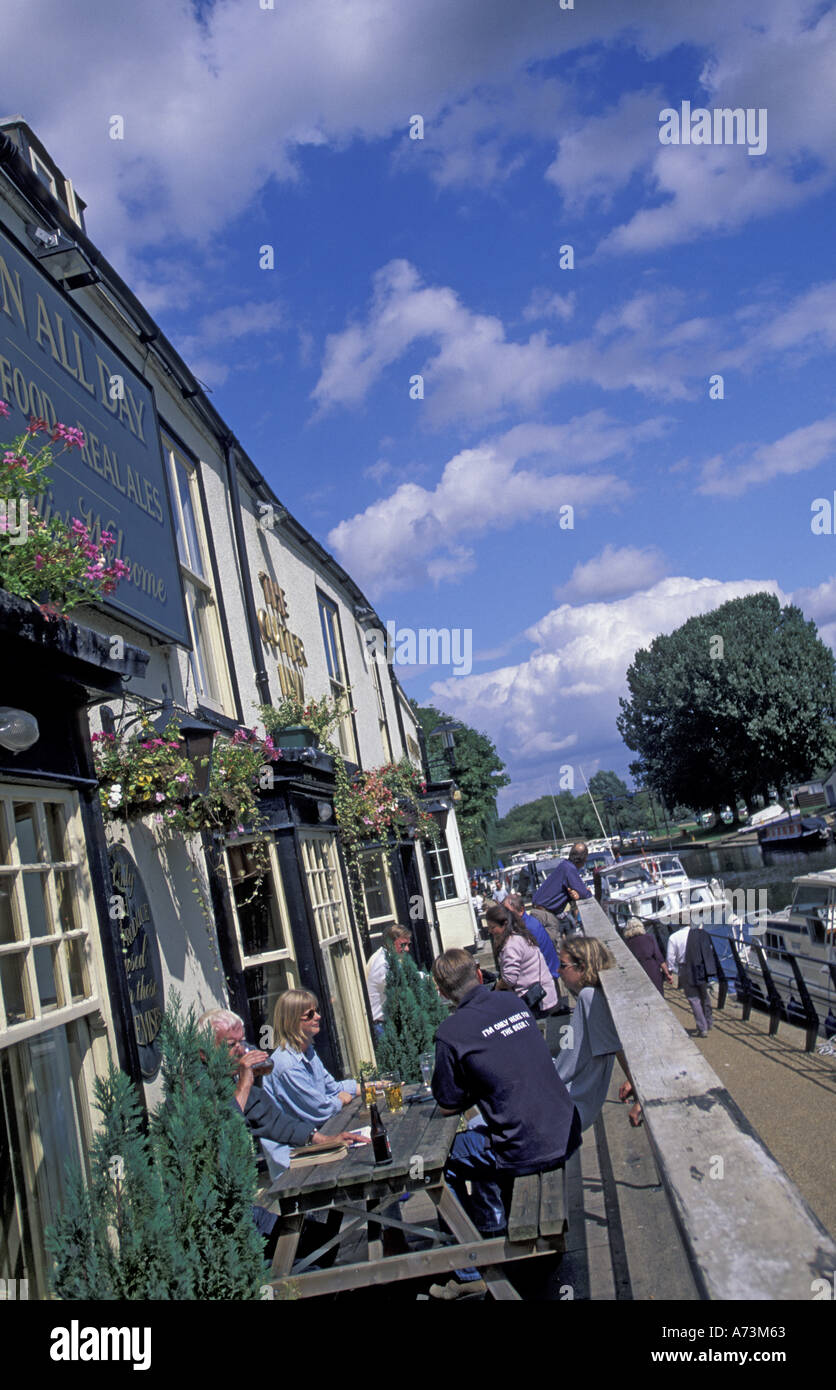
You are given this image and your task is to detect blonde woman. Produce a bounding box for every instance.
[554,937,642,1128]
[263,989,360,1129]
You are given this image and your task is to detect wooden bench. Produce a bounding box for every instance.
[506,1167,568,1243]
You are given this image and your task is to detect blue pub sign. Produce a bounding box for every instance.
[0,223,189,645]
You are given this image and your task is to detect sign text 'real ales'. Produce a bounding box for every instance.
[0,226,188,645]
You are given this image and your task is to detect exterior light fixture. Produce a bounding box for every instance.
[0,706,40,753]
[317,800,333,823]
[152,694,216,798]
[428,719,464,776]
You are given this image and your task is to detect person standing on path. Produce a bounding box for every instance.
[666,924,720,1036]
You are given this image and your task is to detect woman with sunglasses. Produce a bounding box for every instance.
[262,989,360,1128]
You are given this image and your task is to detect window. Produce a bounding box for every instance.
[224,840,298,1044]
[0,790,103,1039]
[361,850,398,947]
[366,641,393,763]
[29,150,57,198]
[426,832,459,903]
[163,434,234,716]
[317,594,357,762]
[0,786,113,1297]
[299,830,371,1073]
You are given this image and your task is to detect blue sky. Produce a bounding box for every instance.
[6,0,836,812]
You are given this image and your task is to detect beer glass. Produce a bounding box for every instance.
[382,1072,403,1114]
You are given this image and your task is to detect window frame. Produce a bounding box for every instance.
[0,787,109,1047]
[162,432,236,718]
[316,592,358,763]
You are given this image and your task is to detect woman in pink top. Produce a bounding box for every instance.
[484,904,558,1015]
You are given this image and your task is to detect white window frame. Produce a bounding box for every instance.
[0,787,109,1047]
[163,434,235,717]
[317,593,358,763]
[223,837,295,970]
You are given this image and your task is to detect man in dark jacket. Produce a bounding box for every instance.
[665,927,720,1036]
[531,843,591,923]
[431,951,580,1236]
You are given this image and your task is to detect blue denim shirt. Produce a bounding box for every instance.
[262,1043,358,1130]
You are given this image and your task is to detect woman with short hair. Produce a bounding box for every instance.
[262,988,359,1129]
[622,918,673,996]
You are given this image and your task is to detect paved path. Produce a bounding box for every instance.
[666,986,836,1236]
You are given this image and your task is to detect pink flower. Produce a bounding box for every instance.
[0,401,9,418]
[236,824,245,835]
[99,530,115,547]
[52,423,85,450]
[176,772,189,783]
[155,792,166,802]
[27,416,48,434]
[70,519,88,537]
[34,554,45,570]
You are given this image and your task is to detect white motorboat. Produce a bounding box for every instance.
[752,871,836,1018]
[600,854,726,929]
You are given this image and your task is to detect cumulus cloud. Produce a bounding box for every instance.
[555,545,669,602]
[314,264,836,428]
[312,263,719,423]
[327,411,670,593]
[431,575,787,810]
[2,0,825,273]
[698,417,836,496]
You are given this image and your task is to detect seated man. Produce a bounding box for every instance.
[199,1008,361,1179]
[431,949,581,1278]
[199,1008,366,1265]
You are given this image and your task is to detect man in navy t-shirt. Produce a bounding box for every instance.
[431,950,580,1238]
[532,843,591,917]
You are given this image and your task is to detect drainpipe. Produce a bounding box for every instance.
[224,439,271,706]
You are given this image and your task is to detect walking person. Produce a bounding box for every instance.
[666,924,720,1037]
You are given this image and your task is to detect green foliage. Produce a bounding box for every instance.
[46,997,265,1300]
[375,951,447,1082]
[616,593,836,815]
[412,703,510,866]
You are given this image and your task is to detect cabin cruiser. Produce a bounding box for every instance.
[752,871,836,1016]
[599,854,726,929]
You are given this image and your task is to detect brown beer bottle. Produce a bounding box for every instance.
[369,1103,392,1165]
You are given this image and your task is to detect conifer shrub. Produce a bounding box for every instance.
[46,997,265,1300]
[375,950,448,1082]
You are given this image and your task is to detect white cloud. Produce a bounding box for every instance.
[698,417,836,497]
[522,290,576,323]
[431,575,787,807]
[312,262,717,423]
[327,411,669,593]
[170,298,284,388]
[2,0,824,272]
[555,545,669,602]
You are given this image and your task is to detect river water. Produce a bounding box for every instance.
[673,840,836,914]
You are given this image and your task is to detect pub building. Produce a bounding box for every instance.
[0,120,477,1296]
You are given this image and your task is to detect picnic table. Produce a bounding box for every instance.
[257,1085,568,1300]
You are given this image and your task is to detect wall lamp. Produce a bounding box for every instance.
[0,706,40,753]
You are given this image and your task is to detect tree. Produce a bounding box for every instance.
[412,703,510,865]
[375,951,448,1082]
[616,594,836,818]
[46,998,265,1300]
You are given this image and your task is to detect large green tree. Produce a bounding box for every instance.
[616,593,836,818]
[412,703,510,866]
